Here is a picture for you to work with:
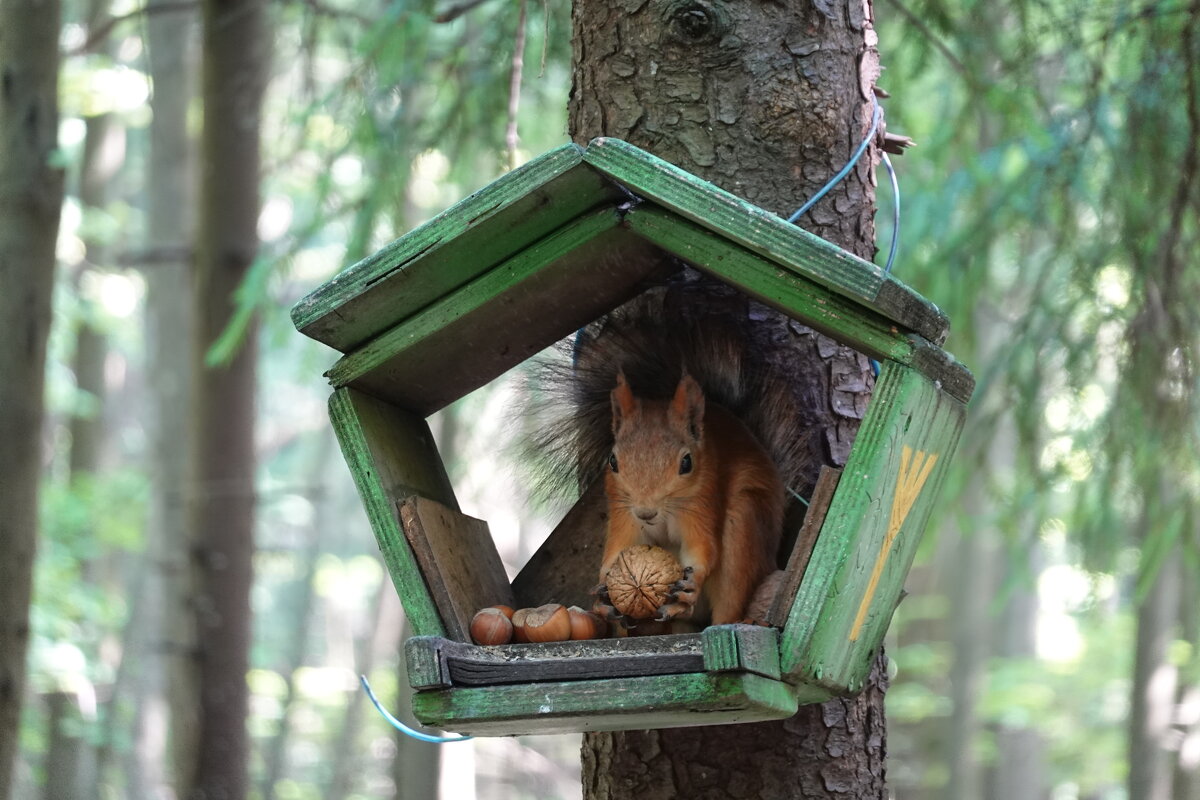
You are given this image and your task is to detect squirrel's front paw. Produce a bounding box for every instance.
[655,567,698,621]
[591,583,637,628]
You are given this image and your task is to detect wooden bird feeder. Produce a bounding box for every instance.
[291,138,974,736]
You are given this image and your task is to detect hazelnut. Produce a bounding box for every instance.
[522,603,572,643]
[567,606,606,640]
[605,545,685,620]
[470,607,514,645]
[511,607,532,642]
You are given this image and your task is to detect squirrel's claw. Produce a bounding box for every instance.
[591,583,639,628]
[656,567,698,621]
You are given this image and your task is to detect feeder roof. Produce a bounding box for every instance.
[292,138,971,416]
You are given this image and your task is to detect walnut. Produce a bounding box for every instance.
[604,545,685,620]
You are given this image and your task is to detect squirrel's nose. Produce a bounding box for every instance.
[634,508,659,522]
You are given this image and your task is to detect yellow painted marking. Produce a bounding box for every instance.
[848,445,939,641]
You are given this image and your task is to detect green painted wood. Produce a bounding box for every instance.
[292,143,626,352]
[779,361,966,690]
[405,636,452,690]
[327,388,454,638]
[410,672,812,736]
[623,206,915,364]
[582,137,950,345]
[326,207,669,415]
[701,625,782,680]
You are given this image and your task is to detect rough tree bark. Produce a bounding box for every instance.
[184,0,269,796]
[571,0,888,796]
[0,0,64,795]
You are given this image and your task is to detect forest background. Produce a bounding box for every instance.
[0,0,1198,798]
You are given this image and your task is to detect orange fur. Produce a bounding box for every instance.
[595,372,784,628]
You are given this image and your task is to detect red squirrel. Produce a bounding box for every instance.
[593,371,785,628]
[523,295,816,629]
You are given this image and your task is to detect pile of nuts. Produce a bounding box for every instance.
[469,604,606,645]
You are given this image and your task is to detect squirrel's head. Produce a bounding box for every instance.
[607,372,706,514]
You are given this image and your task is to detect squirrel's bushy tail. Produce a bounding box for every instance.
[519,293,820,504]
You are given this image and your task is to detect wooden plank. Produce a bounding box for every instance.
[327,388,455,638]
[405,636,453,690]
[292,144,629,352]
[397,498,516,643]
[701,624,782,680]
[623,206,915,364]
[443,635,703,686]
[779,362,966,691]
[511,479,608,610]
[406,626,781,688]
[766,466,842,627]
[405,632,705,689]
[908,334,976,404]
[582,137,950,344]
[327,208,671,415]
[410,672,812,736]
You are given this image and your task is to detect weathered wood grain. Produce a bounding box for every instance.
[327,388,455,637]
[582,137,950,344]
[766,466,843,627]
[326,208,671,415]
[292,144,625,351]
[623,206,915,364]
[780,362,966,691]
[397,498,516,643]
[410,672,812,736]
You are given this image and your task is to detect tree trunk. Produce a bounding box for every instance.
[0,0,65,794]
[185,0,269,796]
[142,0,197,795]
[571,0,886,796]
[1129,538,1182,800]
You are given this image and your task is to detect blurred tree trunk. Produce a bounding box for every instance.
[183,0,269,795]
[1176,564,1200,800]
[0,0,65,795]
[1129,537,1181,800]
[260,436,334,800]
[571,0,888,796]
[141,0,197,795]
[42,693,85,800]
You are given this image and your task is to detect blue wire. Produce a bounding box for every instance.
[881,151,899,275]
[787,96,882,224]
[360,675,473,744]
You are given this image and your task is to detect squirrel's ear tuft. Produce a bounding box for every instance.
[671,373,706,441]
[611,370,638,433]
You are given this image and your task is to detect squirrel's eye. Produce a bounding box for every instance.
[679,453,693,475]
[609,453,619,472]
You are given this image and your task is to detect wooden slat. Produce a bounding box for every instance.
[511,479,608,610]
[623,206,915,364]
[292,144,626,352]
[582,137,950,344]
[410,672,810,736]
[397,498,516,643]
[441,636,703,686]
[780,362,966,690]
[766,466,842,627]
[327,208,671,415]
[328,388,455,637]
[701,624,782,680]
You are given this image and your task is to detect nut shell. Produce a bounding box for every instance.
[469,607,514,645]
[567,606,606,640]
[523,603,572,643]
[510,607,532,642]
[604,545,685,620]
